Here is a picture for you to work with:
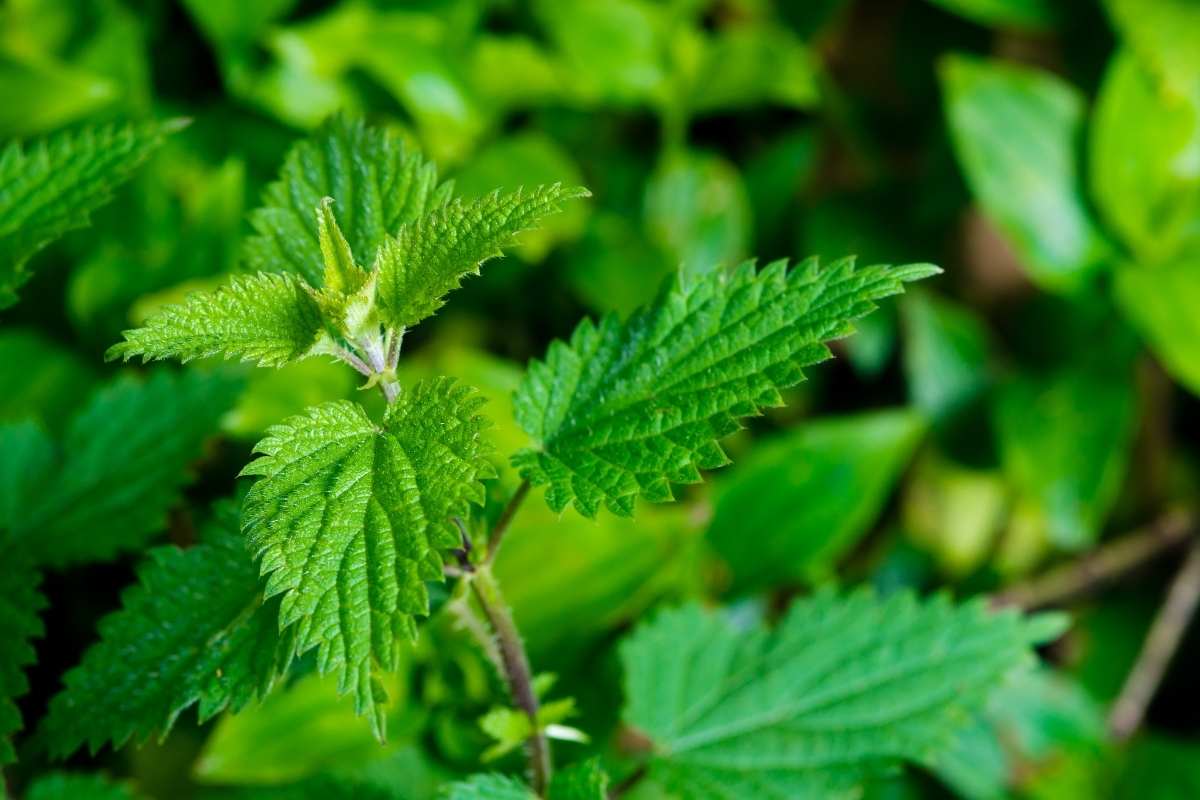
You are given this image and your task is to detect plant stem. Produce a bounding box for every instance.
[1109,539,1200,740]
[358,331,400,403]
[485,480,531,566]
[471,565,552,794]
[332,345,373,377]
[386,326,404,372]
[992,510,1193,610]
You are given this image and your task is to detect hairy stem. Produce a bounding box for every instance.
[1109,539,1200,740]
[386,326,404,372]
[471,565,552,793]
[992,510,1193,610]
[332,345,373,377]
[485,479,531,566]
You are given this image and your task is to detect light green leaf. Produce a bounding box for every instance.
[902,453,1008,577]
[241,379,495,738]
[644,151,751,282]
[243,115,449,288]
[925,0,1055,29]
[40,502,295,758]
[468,35,566,111]
[1115,258,1200,396]
[940,55,1110,291]
[0,121,174,307]
[513,257,939,518]
[497,486,695,663]
[106,271,327,368]
[708,409,926,590]
[994,362,1136,550]
[901,290,992,424]
[0,53,117,136]
[620,591,1049,799]
[441,774,534,800]
[375,184,588,330]
[223,359,357,440]
[25,773,140,800]
[181,0,297,54]
[534,0,666,104]
[12,370,241,567]
[1103,0,1200,95]
[686,25,820,113]
[195,670,406,785]
[0,548,44,765]
[1090,49,1200,262]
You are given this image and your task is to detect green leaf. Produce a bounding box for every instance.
[0,548,44,765]
[620,591,1048,798]
[25,773,140,800]
[40,502,295,757]
[513,257,939,518]
[241,379,495,738]
[534,0,666,104]
[925,0,1055,30]
[106,271,327,368]
[932,668,1105,800]
[1103,0,1200,95]
[0,53,117,136]
[441,774,534,800]
[243,115,449,288]
[548,759,609,800]
[11,370,241,567]
[902,453,1008,577]
[644,152,751,282]
[940,55,1110,291]
[994,362,1136,550]
[707,409,926,590]
[901,290,992,424]
[375,184,589,330]
[0,121,174,307]
[686,26,820,114]
[0,422,54,534]
[1090,49,1200,262]
[1115,258,1200,396]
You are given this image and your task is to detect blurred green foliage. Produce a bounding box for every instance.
[4,0,1200,797]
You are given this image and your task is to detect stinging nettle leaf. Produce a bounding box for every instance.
[243,114,451,288]
[12,370,241,567]
[106,271,327,368]
[375,183,590,330]
[512,256,939,518]
[940,54,1110,292]
[40,502,295,758]
[0,548,45,765]
[240,378,495,738]
[0,120,177,308]
[620,590,1049,799]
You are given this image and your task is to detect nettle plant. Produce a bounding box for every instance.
[29,116,1056,799]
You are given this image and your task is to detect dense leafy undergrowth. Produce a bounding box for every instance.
[3,1,1200,799]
